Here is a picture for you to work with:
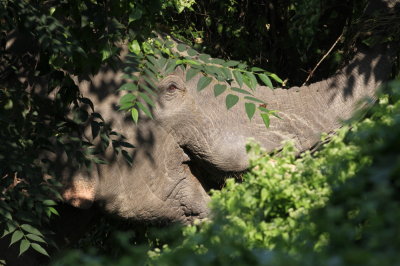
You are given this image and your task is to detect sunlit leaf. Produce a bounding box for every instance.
[211,58,225,65]
[128,40,141,55]
[42,200,57,206]
[223,60,240,67]
[231,87,252,95]
[258,73,273,89]
[199,54,210,62]
[197,76,212,91]
[20,224,43,237]
[19,240,30,256]
[226,94,239,110]
[186,68,200,81]
[244,72,257,90]
[177,44,186,52]
[187,48,197,56]
[164,59,177,74]
[261,113,270,128]
[233,70,243,88]
[119,93,136,104]
[119,102,135,111]
[118,83,138,91]
[269,73,283,84]
[245,102,256,120]
[221,68,232,81]
[251,67,265,72]
[214,84,227,97]
[31,243,49,257]
[10,230,23,246]
[244,96,266,104]
[26,234,46,243]
[131,108,139,124]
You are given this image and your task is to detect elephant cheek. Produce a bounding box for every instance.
[208,135,250,172]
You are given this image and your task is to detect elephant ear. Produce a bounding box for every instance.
[62,172,98,209]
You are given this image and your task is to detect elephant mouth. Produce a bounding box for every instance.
[181,147,244,193]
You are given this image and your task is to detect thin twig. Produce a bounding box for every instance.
[302,31,344,86]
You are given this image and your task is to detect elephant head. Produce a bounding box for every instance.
[152,46,393,175]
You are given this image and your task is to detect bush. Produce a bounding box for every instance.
[53,80,400,265]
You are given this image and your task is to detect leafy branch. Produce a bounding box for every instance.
[119,37,284,127]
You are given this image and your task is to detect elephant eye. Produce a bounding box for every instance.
[167,84,178,92]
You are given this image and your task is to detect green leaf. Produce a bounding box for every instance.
[186,68,200,81]
[48,207,59,216]
[20,224,43,237]
[261,113,270,128]
[269,73,283,84]
[251,67,265,72]
[244,72,257,90]
[139,92,155,107]
[128,40,141,55]
[119,93,136,104]
[146,55,161,69]
[244,96,266,104]
[223,60,240,67]
[187,48,197,56]
[177,44,186,52]
[164,59,177,75]
[118,83,138,91]
[270,111,283,120]
[211,58,225,65]
[199,54,210,62]
[231,87,252,95]
[10,230,23,246]
[197,76,212,91]
[26,234,46,243]
[118,102,135,111]
[221,68,233,81]
[129,8,142,23]
[226,94,239,110]
[31,243,49,257]
[214,84,227,97]
[131,108,139,124]
[19,240,30,256]
[245,102,256,120]
[43,200,56,206]
[136,102,153,119]
[258,106,270,113]
[258,74,273,89]
[139,84,157,96]
[233,70,243,88]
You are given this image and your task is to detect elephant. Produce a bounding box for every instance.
[57,43,394,228]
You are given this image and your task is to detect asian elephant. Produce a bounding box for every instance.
[59,42,394,228]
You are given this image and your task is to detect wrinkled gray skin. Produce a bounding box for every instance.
[153,46,393,174]
[63,44,393,227]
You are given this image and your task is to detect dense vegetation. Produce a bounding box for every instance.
[1,0,399,264]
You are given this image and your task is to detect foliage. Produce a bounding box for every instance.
[53,80,400,265]
[0,0,184,258]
